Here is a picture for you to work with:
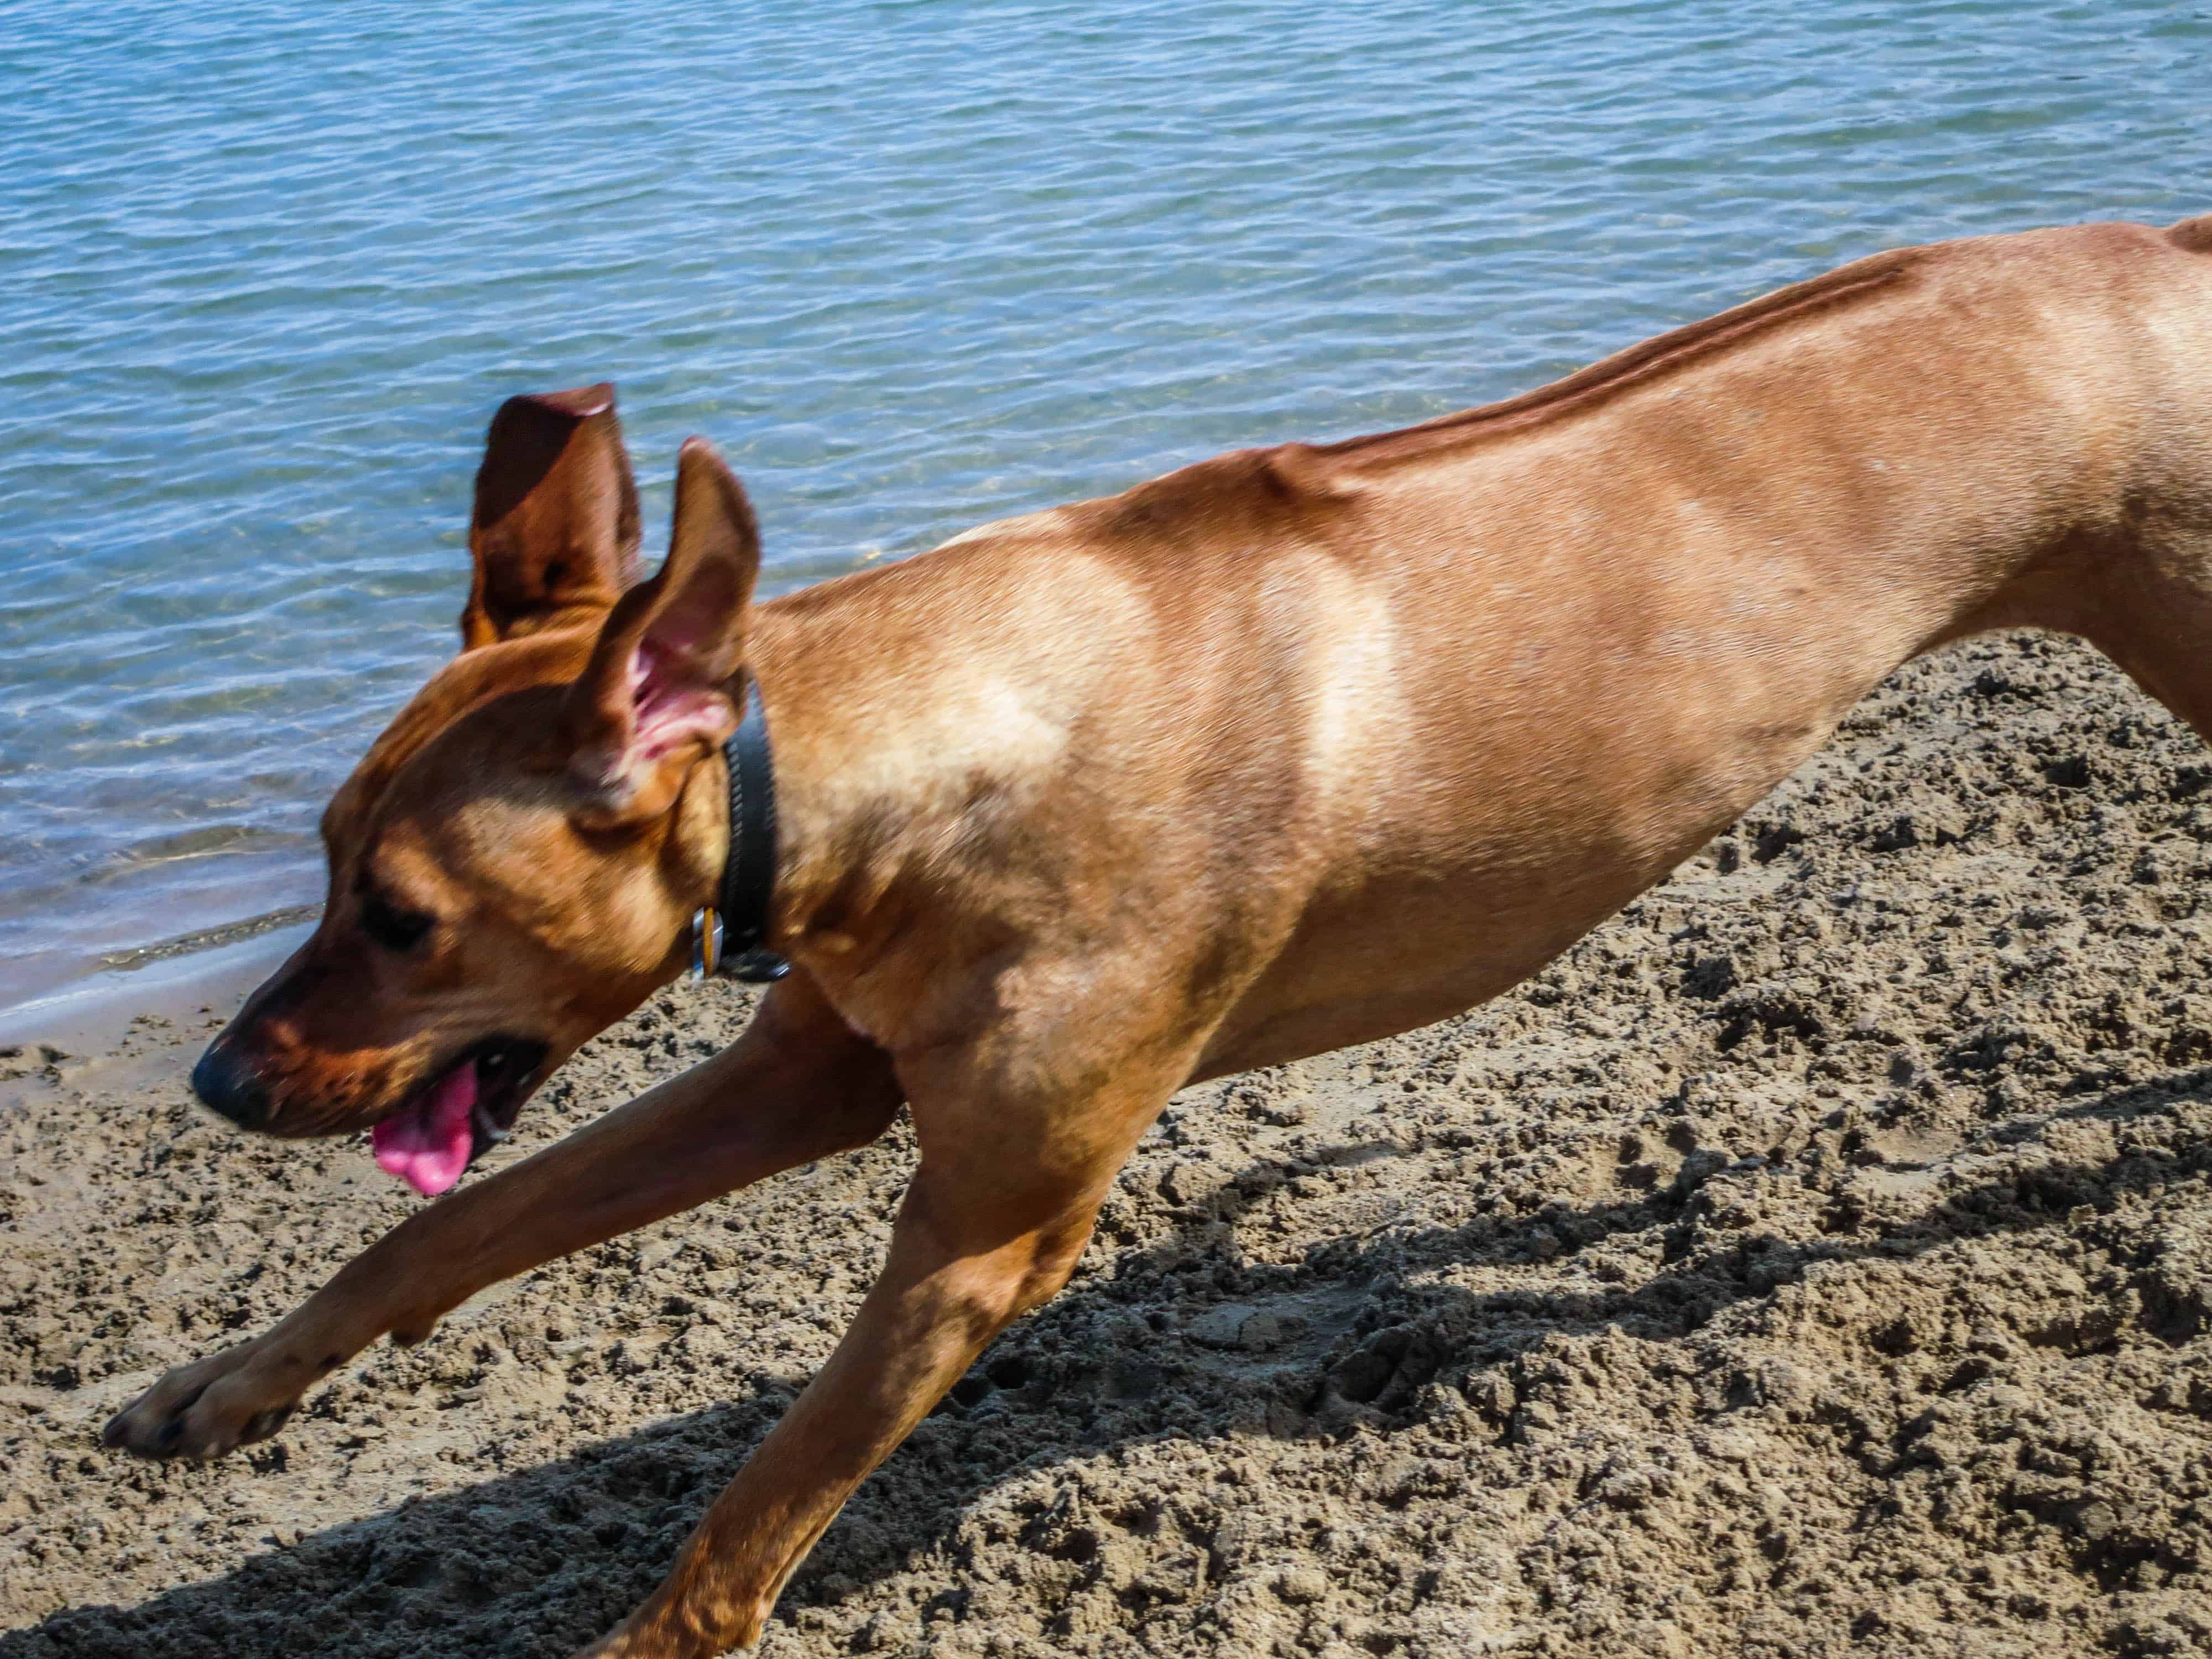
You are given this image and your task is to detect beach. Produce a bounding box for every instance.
[4,626,2208,1658]
[8,2,2212,1653]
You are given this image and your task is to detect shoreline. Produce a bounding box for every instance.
[0,919,309,1060]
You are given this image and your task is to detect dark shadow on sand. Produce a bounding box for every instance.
[7,1070,2208,1658]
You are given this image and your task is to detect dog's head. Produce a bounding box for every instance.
[191,385,763,1194]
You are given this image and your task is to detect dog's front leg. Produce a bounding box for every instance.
[102,974,900,1462]
[577,1046,1186,1659]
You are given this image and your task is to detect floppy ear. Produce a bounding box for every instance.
[565,438,761,824]
[461,383,642,649]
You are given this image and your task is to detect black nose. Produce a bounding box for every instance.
[191,1042,270,1131]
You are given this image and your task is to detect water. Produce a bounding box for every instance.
[1,0,2208,1012]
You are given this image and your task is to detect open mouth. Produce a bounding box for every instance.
[368,1036,550,1197]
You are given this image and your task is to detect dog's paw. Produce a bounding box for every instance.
[100,1339,306,1461]
[572,1623,684,1658]
[571,1626,654,1659]
[571,1632,742,1659]
[571,1599,769,1658]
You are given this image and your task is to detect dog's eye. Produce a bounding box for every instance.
[360,895,434,953]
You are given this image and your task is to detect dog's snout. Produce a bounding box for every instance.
[191,1042,271,1131]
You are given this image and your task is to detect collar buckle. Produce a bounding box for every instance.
[692,902,790,984]
[690,906,723,982]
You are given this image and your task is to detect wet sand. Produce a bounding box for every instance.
[3,630,2209,1658]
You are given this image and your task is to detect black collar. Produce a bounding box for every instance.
[690,677,790,984]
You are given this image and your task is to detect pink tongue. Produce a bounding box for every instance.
[370,1062,478,1196]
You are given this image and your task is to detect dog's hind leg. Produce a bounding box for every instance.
[102,971,901,1462]
[2091,580,2212,748]
[2038,517,2212,748]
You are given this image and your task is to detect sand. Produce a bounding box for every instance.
[3,629,2210,1658]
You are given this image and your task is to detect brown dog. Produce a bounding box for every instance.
[103,215,2212,1655]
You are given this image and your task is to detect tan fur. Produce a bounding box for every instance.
[105,217,2212,1655]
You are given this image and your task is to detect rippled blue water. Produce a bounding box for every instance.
[1,0,2207,1008]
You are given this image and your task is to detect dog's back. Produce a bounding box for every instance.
[747,216,2212,1077]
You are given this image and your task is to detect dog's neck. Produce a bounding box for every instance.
[708,575,1060,996]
